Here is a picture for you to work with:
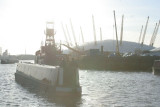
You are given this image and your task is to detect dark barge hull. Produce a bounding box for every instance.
[15,71,81,96]
[78,56,160,71]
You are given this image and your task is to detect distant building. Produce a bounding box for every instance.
[81,40,154,53]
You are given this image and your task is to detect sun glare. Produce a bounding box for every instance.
[0,0,160,54]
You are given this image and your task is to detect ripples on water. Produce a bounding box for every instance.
[0,64,160,107]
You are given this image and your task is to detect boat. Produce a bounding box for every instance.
[0,50,19,64]
[15,62,81,96]
[1,58,18,64]
[15,22,81,96]
[152,60,160,75]
[76,13,159,71]
[77,49,160,71]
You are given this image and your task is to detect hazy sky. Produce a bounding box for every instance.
[0,0,160,55]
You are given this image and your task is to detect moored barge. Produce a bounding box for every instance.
[15,22,81,96]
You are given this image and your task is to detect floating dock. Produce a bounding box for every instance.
[15,63,81,96]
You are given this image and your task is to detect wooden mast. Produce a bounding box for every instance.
[66,24,73,46]
[120,15,124,45]
[70,19,77,47]
[61,23,69,46]
[138,25,143,44]
[100,27,102,41]
[92,15,97,45]
[113,10,120,55]
[151,20,160,46]
[141,16,149,45]
[150,23,157,46]
[80,26,84,44]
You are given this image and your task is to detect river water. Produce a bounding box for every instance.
[0,64,160,107]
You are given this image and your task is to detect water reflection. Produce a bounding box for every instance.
[1,64,160,106]
[16,80,82,107]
